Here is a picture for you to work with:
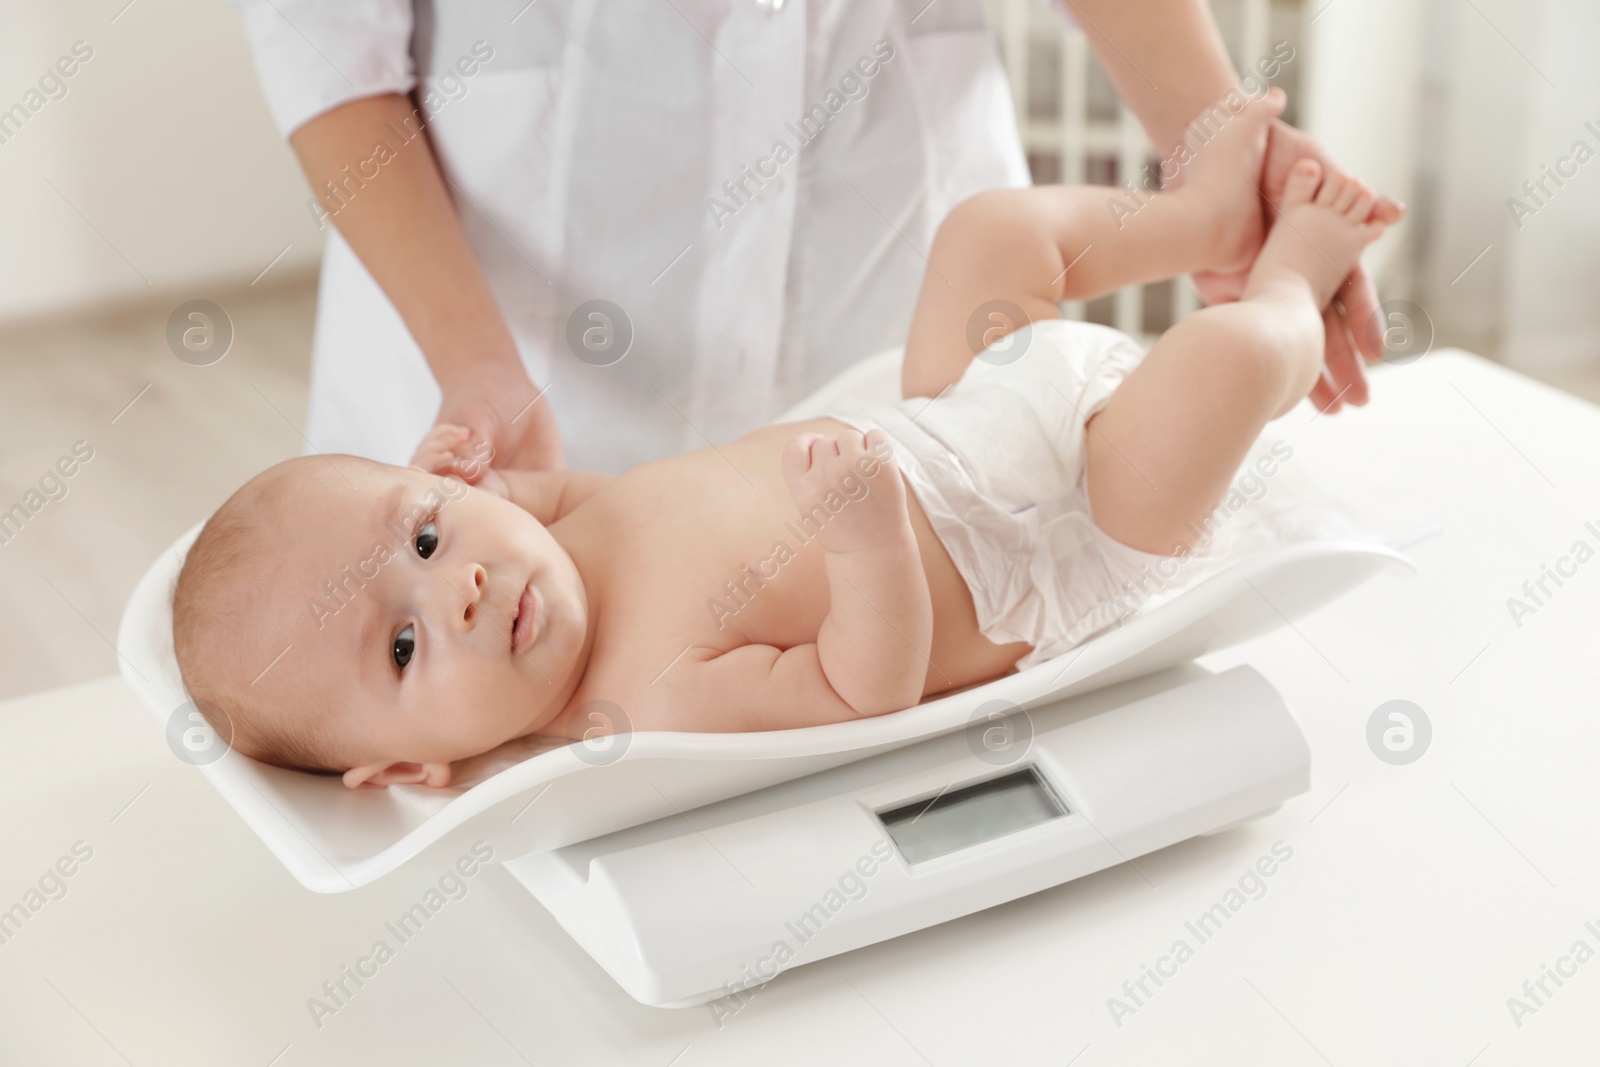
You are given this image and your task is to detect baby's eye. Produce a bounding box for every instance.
[415,520,440,559]
[393,624,416,670]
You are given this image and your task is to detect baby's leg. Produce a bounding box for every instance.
[903,90,1285,398]
[1085,159,1390,556]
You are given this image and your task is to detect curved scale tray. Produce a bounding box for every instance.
[117,345,1415,892]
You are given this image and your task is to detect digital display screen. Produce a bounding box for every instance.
[876,766,1068,864]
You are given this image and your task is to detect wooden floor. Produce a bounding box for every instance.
[0,272,316,702]
[1,275,1597,703]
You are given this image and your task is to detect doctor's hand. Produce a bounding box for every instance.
[1177,118,1406,415]
[412,365,564,478]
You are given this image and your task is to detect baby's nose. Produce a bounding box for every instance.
[452,563,487,629]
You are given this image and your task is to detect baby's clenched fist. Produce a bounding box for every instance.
[781,428,908,554]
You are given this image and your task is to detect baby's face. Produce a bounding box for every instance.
[256,459,586,774]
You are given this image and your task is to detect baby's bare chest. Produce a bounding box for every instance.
[560,420,859,718]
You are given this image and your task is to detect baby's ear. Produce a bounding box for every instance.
[342,760,453,790]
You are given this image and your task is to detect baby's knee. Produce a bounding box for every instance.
[932,189,1055,275]
[937,188,1025,240]
[1174,304,1304,406]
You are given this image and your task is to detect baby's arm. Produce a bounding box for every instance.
[497,469,612,524]
[784,429,932,716]
[662,430,932,729]
[662,643,889,732]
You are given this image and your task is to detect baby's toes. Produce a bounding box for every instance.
[1314,169,1347,207]
[1346,182,1377,223]
[1372,196,1407,225]
[1281,158,1322,208]
[1332,178,1362,213]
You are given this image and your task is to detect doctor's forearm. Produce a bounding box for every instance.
[289,92,523,390]
[1060,0,1239,155]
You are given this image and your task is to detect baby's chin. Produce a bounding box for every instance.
[448,689,560,762]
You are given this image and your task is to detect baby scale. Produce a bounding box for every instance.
[115,345,1414,1009]
[120,520,1409,1008]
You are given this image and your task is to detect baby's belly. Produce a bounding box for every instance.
[570,416,1030,715]
[718,418,1033,696]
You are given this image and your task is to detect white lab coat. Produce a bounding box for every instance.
[229,0,1029,472]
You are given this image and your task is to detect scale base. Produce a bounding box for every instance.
[505,664,1311,1008]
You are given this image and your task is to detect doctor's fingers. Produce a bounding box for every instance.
[1330,278,1376,407]
[1315,302,1369,413]
[1307,365,1340,415]
[489,398,566,472]
[1307,306,1348,414]
[1338,261,1386,376]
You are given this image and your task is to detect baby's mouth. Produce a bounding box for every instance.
[511,582,539,653]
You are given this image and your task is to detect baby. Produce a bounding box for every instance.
[173,89,1394,789]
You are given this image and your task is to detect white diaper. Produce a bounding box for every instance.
[828,318,1361,669]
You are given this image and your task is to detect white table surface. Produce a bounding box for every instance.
[3,349,1597,1066]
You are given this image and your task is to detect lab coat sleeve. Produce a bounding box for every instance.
[226,0,415,138]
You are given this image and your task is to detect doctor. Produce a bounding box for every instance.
[228,0,1397,474]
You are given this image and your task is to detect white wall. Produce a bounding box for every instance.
[1399,0,1600,371]
[1300,0,1426,286]
[1499,0,1600,372]
[0,0,322,323]
[1415,0,1535,359]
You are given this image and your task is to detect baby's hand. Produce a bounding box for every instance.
[412,423,510,499]
[781,429,908,554]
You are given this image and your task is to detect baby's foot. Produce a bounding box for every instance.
[1168,87,1286,275]
[1244,159,1391,308]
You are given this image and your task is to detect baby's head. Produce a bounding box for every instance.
[172,455,588,789]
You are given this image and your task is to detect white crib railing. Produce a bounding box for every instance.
[987,0,1289,341]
